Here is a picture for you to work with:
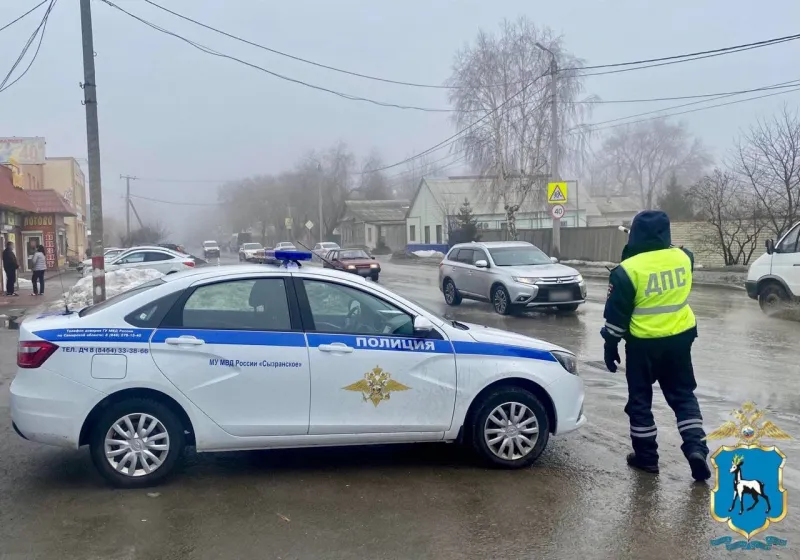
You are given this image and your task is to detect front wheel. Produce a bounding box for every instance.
[470,387,550,469]
[89,398,186,488]
[492,284,512,315]
[758,283,790,314]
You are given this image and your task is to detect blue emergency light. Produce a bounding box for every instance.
[274,250,313,268]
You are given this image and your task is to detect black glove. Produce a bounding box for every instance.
[604,342,621,373]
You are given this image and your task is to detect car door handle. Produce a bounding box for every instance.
[318,343,354,353]
[164,336,205,346]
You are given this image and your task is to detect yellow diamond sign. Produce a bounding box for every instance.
[547,182,568,204]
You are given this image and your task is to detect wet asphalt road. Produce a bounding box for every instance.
[0,255,798,559]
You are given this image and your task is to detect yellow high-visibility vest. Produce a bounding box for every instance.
[620,247,696,339]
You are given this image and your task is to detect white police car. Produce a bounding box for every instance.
[11,251,585,488]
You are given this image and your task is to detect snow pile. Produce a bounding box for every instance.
[48,268,164,311]
[412,250,445,259]
[562,259,618,269]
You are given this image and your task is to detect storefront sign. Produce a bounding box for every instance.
[44,232,56,269]
[23,215,54,227]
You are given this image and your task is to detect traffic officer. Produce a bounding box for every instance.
[601,210,711,481]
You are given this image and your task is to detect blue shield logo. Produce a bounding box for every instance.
[711,445,787,540]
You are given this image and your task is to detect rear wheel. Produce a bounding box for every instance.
[491,284,512,315]
[758,283,790,314]
[470,387,550,468]
[443,279,462,306]
[371,273,379,282]
[89,398,186,488]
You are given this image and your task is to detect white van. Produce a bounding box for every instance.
[745,222,800,313]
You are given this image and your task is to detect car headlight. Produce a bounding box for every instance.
[551,350,579,375]
[576,274,585,284]
[347,265,356,270]
[513,277,541,285]
[370,263,379,268]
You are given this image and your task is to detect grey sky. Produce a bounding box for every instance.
[2,0,798,240]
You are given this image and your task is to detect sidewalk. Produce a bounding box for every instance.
[0,270,81,327]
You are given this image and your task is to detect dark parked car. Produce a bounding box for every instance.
[322,248,380,281]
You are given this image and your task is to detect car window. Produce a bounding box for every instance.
[145,251,173,262]
[472,249,488,264]
[302,280,413,336]
[80,278,166,317]
[125,290,183,327]
[339,250,369,259]
[455,249,474,264]
[777,224,800,253]
[489,246,551,266]
[181,279,292,331]
[117,252,145,264]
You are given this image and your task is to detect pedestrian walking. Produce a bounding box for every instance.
[2,241,19,296]
[601,210,711,481]
[31,245,46,296]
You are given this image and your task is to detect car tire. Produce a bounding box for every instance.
[371,273,379,282]
[758,282,790,314]
[89,398,186,489]
[557,303,580,312]
[491,284,512,315]
[443,279,462,306]
[469,386,550,469]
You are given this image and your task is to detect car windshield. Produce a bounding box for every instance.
[203,242,218,247]
[322,243,339,248]
[339,250,369,259]
[79,278,166,317]
[243,243,262,250]
[489,246,552,266]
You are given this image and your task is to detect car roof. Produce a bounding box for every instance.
[117,246,185,257]
[203,240,218,244]
[161,263,369,284]
[449,241,533,251]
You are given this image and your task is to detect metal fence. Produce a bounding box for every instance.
[480,226,628,262]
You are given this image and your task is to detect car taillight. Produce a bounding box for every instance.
[18,341,59,369]
[183,260,195,268]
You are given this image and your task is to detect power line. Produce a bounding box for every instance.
[0,0,56,93]
[0,0,49,33]
[100,0,471,113]
[572,80,800,104]
[135,0,800,91]
[129,193,220,206]
[131,177,233,184]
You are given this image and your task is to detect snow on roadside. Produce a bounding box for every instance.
[412,250,445,259]
[562,259,617,268]
[47,268,164,311]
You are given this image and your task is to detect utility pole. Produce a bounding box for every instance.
[317,163,324,243]
[81,0,105,303]
[120,175,137,240]
[536,42,560,257]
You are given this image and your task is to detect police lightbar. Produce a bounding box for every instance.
[274,250,313,268]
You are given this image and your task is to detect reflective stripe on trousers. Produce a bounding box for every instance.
[677,418,704,433]
[630,424,657,438]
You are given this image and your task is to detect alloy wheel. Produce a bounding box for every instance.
[483,402,539,461]
[104,413,171,477]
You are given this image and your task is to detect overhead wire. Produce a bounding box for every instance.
[0,0,49,34]
[129,193,220,206]
[133,0,800,90]
[0,0,56,93]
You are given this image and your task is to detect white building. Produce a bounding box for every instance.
[405,176,600,249]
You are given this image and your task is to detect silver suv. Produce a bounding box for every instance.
[439,241,587,315]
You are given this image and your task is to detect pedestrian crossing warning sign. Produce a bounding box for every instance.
[547,182,568,204]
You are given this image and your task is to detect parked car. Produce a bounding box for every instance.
[239,242,264,262]
[78,247,124,275]
[11,262,584,487]
[746,221,800,314]
[202,240,220,259]
[313,242,340,259]
[275,242,296,251]
[105,246,196,275]
[158,243,187,254]
[439,241,587,315]
[323,248,380,281]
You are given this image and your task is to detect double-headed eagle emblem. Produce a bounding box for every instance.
[705,401,792,446]
[343,366,410,407]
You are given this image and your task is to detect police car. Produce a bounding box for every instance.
[10,251,585,488]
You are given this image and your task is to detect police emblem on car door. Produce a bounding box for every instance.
[343,366,410,406]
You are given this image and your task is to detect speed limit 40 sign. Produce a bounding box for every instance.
[550,204,565,220]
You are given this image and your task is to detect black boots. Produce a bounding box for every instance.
[626,452,659,474]
[688,452,711,481]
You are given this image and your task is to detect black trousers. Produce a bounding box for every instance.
[32,270,44,295]
[4,269,15,295]
[624,336,709,464]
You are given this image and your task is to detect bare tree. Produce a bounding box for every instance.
[597,120,710,208]
[356,149,391,200]
[690,169,766,266]
[120,221,170,247]
[393,154,441,200]
[733,104,800,238]
[446,17,593,239]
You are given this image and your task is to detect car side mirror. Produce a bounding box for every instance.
[550,256,559,263]
[474,259,488,268]
[413,316,434,334]
[766,239,775,255]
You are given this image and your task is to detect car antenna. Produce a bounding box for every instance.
[294,240,337,268]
